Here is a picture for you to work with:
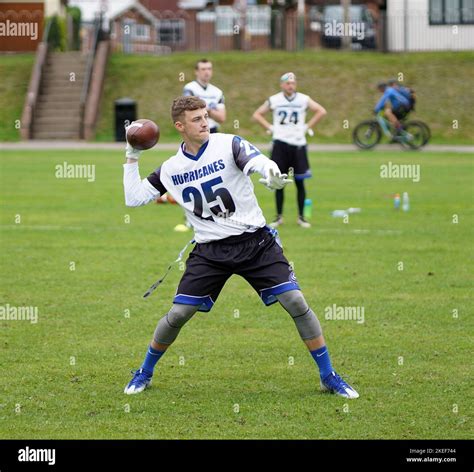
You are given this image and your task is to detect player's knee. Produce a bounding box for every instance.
[153,303,198,345]
[277,290,322,340]
[296,308,322,340]
[166,303,198,328]
[277,290,308,317]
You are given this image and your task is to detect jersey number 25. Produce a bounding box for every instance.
[182,176,236,220]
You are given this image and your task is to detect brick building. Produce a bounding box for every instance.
[108,0,387,53]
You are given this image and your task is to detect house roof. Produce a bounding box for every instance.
[109,1,159,25]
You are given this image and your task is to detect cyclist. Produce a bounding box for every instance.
[388,78,416,113]
[374,82,411,134]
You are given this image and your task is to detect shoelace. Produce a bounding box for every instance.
[130,369,150,386]
[325,372,352,392]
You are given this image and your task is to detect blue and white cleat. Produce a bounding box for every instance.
[320,371,359,399]
[124,368,152,395]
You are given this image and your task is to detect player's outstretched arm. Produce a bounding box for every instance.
[233,136,292,190]
[123,142,160,207]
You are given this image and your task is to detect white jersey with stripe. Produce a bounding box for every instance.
[146,133,267,243]
[269,92,310,146]
[183,81,225,130]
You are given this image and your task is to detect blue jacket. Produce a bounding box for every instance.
[374,88,410,113]
[396,86,413,101]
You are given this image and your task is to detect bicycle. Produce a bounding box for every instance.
[353,113,430,150]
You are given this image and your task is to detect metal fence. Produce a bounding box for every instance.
[108,6,474,54]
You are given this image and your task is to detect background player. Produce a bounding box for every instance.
[252,72,327,229]
[183,59,226,133]
[122,96,358,400]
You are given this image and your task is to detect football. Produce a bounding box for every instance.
[126,119,160,150]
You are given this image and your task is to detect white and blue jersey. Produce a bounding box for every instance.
[268,92,310,146]
[122,133,301,310]
[146,133,268,243]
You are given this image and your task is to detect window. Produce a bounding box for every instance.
[462,0,474,21]
[323,5,366,23]
[216,6,234,36]
[215,5,271,36]
[247,5,271,35]
[430,0,444,23]
[158,19,185,45]
[445,0,461,22]
[133,23,150,40]
[429,0,474,24]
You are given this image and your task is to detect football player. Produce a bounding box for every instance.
[183,59,226,133]
[122,96,358,399]
[253,72,327,228]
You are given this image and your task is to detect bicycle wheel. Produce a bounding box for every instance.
[353,120,382,149]
[400,121,426,149]
[412,120,431,145]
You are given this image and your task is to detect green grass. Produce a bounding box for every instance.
[0,53,35,141]
[95,50,474,144]
[0,149,472,439]
[1,50,474,143]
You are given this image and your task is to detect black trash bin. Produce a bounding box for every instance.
[115,98,137,142]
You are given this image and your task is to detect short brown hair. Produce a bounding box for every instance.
[195,58,211,69]
[171,96,206,123]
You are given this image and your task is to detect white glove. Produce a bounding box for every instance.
[125,124,142,160]
[259,166,293,191]
[304,124,314,137]
[266,125,274,135]
[126,142,142,160]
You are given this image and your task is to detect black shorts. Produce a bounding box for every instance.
[173,226,300,312]
[393,106,410,120]
[271,140,312,181]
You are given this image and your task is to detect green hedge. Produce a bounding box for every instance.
[46,15,66,51]
[67,6,82,51]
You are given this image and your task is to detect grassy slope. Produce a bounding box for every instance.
[97,50,474,144]
[1,50,473,143]
[0,149,472,439]
[0,54,35,141]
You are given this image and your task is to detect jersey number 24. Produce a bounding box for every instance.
[278,110,299,125]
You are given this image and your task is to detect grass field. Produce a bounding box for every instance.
[97,50,474,144]
[0,148,472,439]
[1,50,474,143]
[0,53,35,142]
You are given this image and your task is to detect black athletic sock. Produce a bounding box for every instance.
[295,179,306,217]
[276,189,284,216]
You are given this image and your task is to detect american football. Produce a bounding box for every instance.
[126,119,159,150]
